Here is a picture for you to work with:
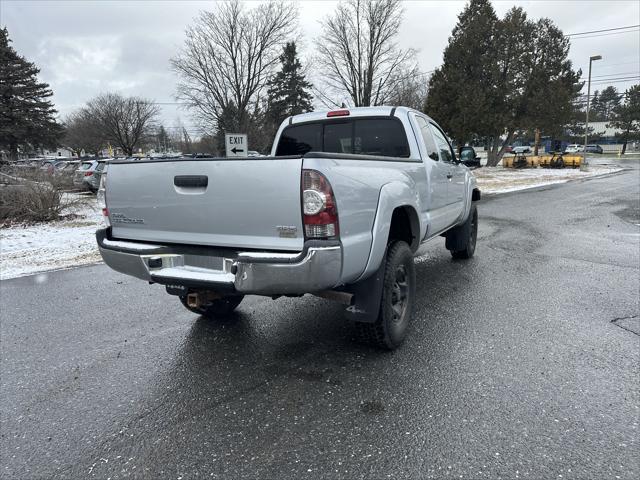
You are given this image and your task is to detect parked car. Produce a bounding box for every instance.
[39,160,65,174]
[97,106,481,350]
[90,161,108,191]
[73,160,107,192]
[585,144,603,154]
[458,146,481,168]
[565,144,584,153]
[56,160,80,172]
[247,150,262,157]
[512,145,531,154]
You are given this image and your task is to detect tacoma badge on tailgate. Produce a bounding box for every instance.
[111,212,145,224]
[277,225,297,238]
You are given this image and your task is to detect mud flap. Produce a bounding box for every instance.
[342,253,386,324]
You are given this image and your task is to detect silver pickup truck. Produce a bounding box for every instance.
[96,106,480,349]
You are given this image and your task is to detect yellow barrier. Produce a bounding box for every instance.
[502,155,539,168]
[537,155,582,168]
[502,154,583,168]
[563,155,582,168]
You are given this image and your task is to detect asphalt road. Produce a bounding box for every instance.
[2,160,639,479]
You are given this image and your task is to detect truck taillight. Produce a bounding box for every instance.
[97,172,109,226]
[302,169,339,239]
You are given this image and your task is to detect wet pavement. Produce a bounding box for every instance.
[1,159,639,479]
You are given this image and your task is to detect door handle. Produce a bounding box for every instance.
[174,175,208,188]
[446,173,453,180]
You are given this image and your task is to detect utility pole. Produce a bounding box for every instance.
[582,54,602,171]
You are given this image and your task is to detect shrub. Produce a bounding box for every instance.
[0,171,81,224]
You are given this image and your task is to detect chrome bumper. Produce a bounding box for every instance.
[96,229,342,295]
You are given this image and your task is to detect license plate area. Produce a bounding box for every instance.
[142,254,233,273]
[183,254,224,270]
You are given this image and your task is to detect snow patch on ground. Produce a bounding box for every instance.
[473,165,624,194]
[0,197,103,280]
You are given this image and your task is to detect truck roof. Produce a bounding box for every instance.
[288,106,427,125]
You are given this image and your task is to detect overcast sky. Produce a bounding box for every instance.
[2,0,639,133]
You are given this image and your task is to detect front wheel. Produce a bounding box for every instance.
[355,241,415,350]
[179,294,244,319]
[446,204,478,259]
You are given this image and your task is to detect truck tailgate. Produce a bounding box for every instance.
[106,158,304,251]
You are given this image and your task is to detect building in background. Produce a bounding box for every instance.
[41,147,75,158]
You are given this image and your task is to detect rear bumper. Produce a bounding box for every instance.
[73,176,91,187]
[96,228,342,295]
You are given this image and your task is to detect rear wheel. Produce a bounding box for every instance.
[355,241,415,350]
[446,204,478,259]
[179,294,244,319]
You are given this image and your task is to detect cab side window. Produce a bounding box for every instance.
[429,124,455,163]
[415,116,439,161]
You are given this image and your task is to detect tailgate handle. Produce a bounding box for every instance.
[174,175,208,188]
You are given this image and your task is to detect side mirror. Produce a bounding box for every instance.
[461,154,481,168]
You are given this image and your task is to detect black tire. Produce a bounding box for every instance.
[355,241,415,350]
[179,294,244,319]
[446,204,478,259]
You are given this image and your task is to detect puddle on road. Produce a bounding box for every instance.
[613,199,640,225]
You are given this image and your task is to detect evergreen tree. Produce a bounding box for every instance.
[246,101,274,154]
[564,103,599,143]
[156,125,171,152]
[214,102,240,156]
[426,1,580,165]
[598,86,621,121]
[425,0,500,147]
[265,42,313,130]
[590,90,602,121]
[608,84,640,154]
[0,27,63,160]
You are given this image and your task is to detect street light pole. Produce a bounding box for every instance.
[582,54,602,170]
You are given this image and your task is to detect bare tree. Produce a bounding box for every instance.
[63,109,104,157]
[171,0,297,133]
[316,0,416,107]
[85,93,159,156]
[386,68,429,111]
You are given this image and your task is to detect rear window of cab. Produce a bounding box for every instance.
[275,118,410,158]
